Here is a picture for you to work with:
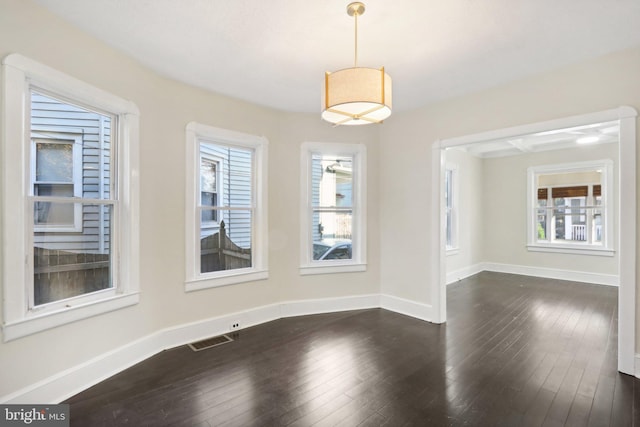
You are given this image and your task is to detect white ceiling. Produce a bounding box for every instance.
[33,0,640,114]
[453,121,619,158]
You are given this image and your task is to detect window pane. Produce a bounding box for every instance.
[553,205,587,241]
[34,185,75,225]
[445,169,453,248]
[200,212,252,273]
[312,210,353,261]
[35,200,74,228]
[200,143,253,208]
[445,169,452,208]
[200,159,217,193]
[536,209,547,240]
[310,153,355,262]
[31,91,113,201]
[446,208,453,247]
[201,192,218,223]
[33,203,112,305]
[312,239,352,261]
[593,209,603,242]
[312,154,353,208]
[36,142,73,182]
[313,210,352,240]
[321,244,352,260]
[200,158,219,223]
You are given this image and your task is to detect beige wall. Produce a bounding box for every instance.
[0,0,380,398]
[444,142,618,281]
[379,44,640,342]
[482,144,618,272]
[1,0,639,400]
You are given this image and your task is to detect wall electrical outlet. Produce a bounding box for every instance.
[230,322,241,330]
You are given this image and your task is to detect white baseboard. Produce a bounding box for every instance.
[446,263,483,285]
[1,293,391,404]
[6,261,611,404]
[483,262,619,286]
[280,294,380,318]
[380,294,432,322]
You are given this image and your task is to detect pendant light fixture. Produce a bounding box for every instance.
[322,2,392,125]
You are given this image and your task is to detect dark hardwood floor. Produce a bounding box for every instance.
[66,272,640,426]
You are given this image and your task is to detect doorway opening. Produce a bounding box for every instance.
[431,107,637,375]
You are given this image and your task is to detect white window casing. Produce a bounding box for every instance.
[300,142,367,275]
[185,122,269,291]
[1,54,140,341]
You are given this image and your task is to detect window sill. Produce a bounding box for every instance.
[527,244,615,257]
[185,270,269,292]
[2,292,139,342]
[446,247,460,256]
[299,262,367,276]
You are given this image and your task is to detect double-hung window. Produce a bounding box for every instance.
[1,54,140,341]
[185,122,268,290]
[444,164,459,253]
[300,142,367,274]
[527,160,614,256]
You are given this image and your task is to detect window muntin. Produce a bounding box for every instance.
[300,142,366,274]
[528,160,613,255]
[1,54,140,340]
[185,122,268,290]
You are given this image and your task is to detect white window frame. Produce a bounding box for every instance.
[300,142,367,275]
[445,163,459,255]
[526,159,614,256]
[31,132,83,232]
[1,54,140,341]
[185,122,268,291]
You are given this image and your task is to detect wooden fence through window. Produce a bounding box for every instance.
[200,221,251,273]
[33,247,110,305]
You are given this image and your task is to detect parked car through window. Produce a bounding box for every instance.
[313,240,352,260]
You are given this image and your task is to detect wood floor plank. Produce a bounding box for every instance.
[610,373,634,427]
[65,272,639,427]
[543,365,585,425]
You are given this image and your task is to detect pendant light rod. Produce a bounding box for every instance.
[354,10,358,67]
[347,2,365,67]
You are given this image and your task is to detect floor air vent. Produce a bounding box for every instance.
[188,334,233,352]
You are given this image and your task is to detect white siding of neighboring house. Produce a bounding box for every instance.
[31,92,111,254]
[311,157,323,242]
